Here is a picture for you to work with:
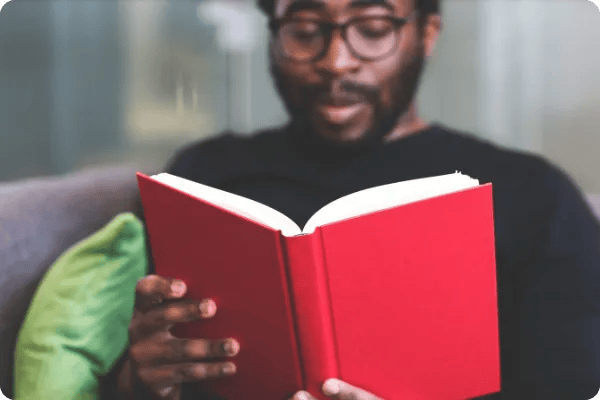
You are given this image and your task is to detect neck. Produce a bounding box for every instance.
[383,102,429,143]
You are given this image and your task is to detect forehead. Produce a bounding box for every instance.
[274,0,413,17]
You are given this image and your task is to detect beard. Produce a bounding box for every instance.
[270,40,427,155]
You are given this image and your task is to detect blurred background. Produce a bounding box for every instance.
[1,0,599,192]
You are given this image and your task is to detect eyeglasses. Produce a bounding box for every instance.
[269,11,418,63]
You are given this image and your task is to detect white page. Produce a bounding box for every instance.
[151,173,302,236]
[151,172,479,237]
[302,172,480,234]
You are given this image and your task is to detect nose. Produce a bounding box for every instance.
[314,31,361,77]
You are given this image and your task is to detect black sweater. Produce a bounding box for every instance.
[127,123,600,400]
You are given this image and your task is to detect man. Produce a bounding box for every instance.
[107,0,600,399]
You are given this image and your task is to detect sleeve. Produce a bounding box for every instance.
[505,167,600,399]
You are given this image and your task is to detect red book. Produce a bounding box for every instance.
[137,172,501,400]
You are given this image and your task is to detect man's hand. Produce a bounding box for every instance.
[289,379,384,400]
[117,275,240,400]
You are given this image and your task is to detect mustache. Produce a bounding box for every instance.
[338,80,379,97]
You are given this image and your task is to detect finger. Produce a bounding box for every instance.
[322,378,383,400]
[130,337,240,365]
[138,361,237,389]
[135,298,216,335]
[155,385,180,400]
[289,390,319,400]
[136,275,187,311]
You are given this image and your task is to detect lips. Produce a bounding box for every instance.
[315,93,367,125]
[316,102,366,125]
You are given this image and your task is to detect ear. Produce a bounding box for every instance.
[423,13,442,58]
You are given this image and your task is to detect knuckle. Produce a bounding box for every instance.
[136,366,152,383]
[202,363,228,378]
[188,302,201,318]
[209,340,224,357]
[164,305,186,322]
[219,362,236,376]
[135,275,169,311]
[183,362,234,380]
[186,339,210,359]
[346,392,361,400]
[188,363,208,379]
[205,363,223,377]
[163,302,200,323]
[137,275,159,292]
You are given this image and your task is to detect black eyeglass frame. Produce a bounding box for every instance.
[268,10,419,63]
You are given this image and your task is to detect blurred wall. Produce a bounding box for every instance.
[0,0,599,193]
[0,1,54,180]
[420,0,600,192]
[0,1,123,181]
[536,1,600,193]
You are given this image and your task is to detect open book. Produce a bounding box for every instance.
[148,172,481,236]
[137,172,501,400]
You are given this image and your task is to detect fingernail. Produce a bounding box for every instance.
[295,391,310,400]
[199,299,216,317]
[170,280,186,297]
[222,362,236,375]
[158,386,174,397]
[223,339,240,356]
[322,379,341,396]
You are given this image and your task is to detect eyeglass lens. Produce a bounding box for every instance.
[278,18,399,61]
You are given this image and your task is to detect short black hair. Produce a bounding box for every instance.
[257,0,440,19]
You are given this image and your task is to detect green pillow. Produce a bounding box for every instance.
[14,213,147,400]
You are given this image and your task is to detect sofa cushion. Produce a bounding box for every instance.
[0,164,146,398]
[14,212,147,400]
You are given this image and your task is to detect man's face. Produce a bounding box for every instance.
[270,0,432,143]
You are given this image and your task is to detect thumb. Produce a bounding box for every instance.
[322,378,383,400]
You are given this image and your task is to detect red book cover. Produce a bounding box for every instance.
[137,172,500,400]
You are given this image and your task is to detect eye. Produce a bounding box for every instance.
[355,18,394,39]
[289,21,322,42]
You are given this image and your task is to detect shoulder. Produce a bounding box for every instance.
[434,125,573,195]
[432,125,598,237]
[163,127,285,182]
[164,132,243,174]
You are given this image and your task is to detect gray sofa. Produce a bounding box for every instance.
[0,165,599,398]
[0,164,151,398]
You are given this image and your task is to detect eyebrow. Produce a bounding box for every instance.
[349,0,395,12]
[282,0,395,17]
[283,0,325,17]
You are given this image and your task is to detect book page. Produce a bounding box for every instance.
[151,174,302,236]
[302,172,480,234]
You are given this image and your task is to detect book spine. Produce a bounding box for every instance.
[282,231,338,399]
